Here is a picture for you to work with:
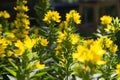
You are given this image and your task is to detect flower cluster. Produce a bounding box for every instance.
[0,0,46,80]
[66,10,81,24]
[13,36,37,57]
[36,36,49,46]
[0,10,10,18]
[0,38,8,57]
[43,10,61,23]
[100,15,112,25]
[73,38,106,65]
[14,0,30,39]
[100,15,120,35]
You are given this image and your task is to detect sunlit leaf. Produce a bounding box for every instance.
[5,67,16,77]
[9,61,18,70]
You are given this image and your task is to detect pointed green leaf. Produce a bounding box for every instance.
[30,72,46,79]
[9,61,18,70]
[5,67,16,77]
[34,72,46,77]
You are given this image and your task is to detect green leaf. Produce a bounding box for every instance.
[44,73,58,80]
[0,64,6,68]
[9,61,18,70]
[5,67,16,77]
[34,72,46,77]
[30,72,46,79]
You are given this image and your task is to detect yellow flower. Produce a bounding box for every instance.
[100,15,112,25]
[96,37,117,54]
[59,55,66,67]
[16,12,29,18]
[72,45,88,62]
[105,38,113,48]
[36,37,49,46]
[104,25,115,32]
[70,34,80,44]
[84,39,94,48]
[14,5,29,12]
[14,14,30,29]
[0,10,10,18]
[21,5,29,12]
[0,44,6,57]
[13,0,30,40]
[59,21,68,30]
[72,52,85,62]
[55,50,60,56]
[116,64,120,74]
[96,60,106,65]
[34,61,45,69]
[40,38,49,46]
[24,36,36,50]
[4,32,15,41]
[7,50,13,56]
[72,38,106,65]
[3,11,10,18]
[55,44,62,56]
[57,31,67,43]
[0,38,8,57]
[43,10,61,23]
[66,10,81,24]
[84,66,90,71]
[14,47,25,57]
[110,44,118,53]
[55,44,62,50]
[22,18,30,29]
[14,40,25,56]
[89,41,106,64]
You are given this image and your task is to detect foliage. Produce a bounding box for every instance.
[0,0,120,80]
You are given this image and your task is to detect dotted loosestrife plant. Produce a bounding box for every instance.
[0,0,120,80]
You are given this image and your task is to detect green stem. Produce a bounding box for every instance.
[48,22,54,46]
[66,60,69,80]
